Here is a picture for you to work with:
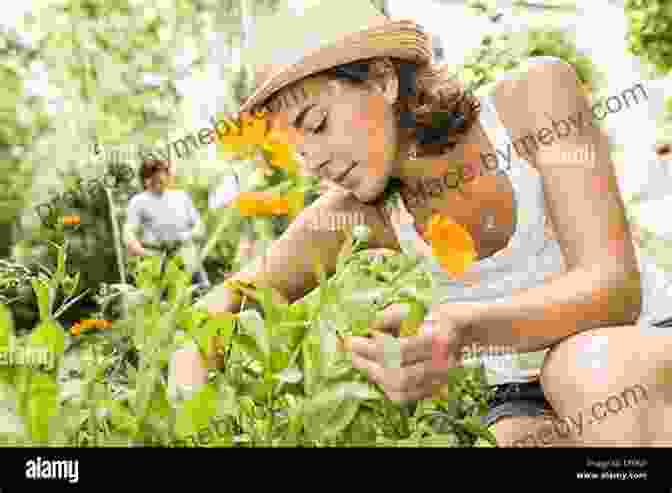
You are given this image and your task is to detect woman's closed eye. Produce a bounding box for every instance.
[312,115,327,133]
[305,109,327,134]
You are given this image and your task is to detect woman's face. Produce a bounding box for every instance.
[268,72,405,203]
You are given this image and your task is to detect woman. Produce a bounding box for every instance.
[124,158,210,290]
[185,0,672,446]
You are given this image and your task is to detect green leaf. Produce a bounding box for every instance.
[148,380,172,420]
[419,434,460,447]
[52,241,66,289]
[215,382,238,418]
[399,298,428,337]
[176,306,209,334]
[105,400,139,436]
[31,278,52,322]
[270,349,290,374]
[277,367,302,384]
[303,382,380,440]
[174,383,218,440]
[237,310,269,362]
[235,334,266,364]
[285,302,308,323]
[302,331,321,396]
[0,303,13,348]
[27,372,59,444]
[380,333,402,369]
[62,272,80,298]
[456,415,498,445]
[258,285,285,330]
[27,320,65,362]
[318,320,346,379]
[206,315,236,348]
[191,316,233,357]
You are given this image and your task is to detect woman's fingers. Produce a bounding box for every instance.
[350,352,454,403]
[347,333,435,366]
[399,334,436,366]
[346,336,382,362]
[350,351,384,383]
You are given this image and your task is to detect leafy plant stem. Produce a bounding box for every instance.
[105,186,128,318]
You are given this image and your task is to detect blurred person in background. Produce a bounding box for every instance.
[656,142,671,178]
[124,158,210,291]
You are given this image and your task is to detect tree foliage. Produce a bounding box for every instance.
[625,0,672,76]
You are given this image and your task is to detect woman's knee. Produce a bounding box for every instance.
[538,323,672,444]
[489,414,576,447]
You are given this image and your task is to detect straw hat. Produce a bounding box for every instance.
[240,0,434,113]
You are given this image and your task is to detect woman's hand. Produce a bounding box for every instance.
[370,303,410,337]
[347,306,468,403]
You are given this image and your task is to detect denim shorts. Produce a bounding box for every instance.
[480,380,553,427]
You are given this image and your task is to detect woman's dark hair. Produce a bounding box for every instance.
[262,57,481,157]
[329,59,480,155]
[139,158,170,189]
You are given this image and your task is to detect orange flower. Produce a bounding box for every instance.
[216,111,303,176]
[424,213,477,277]
[235,191,291,217]
[262,131,300,175]
[216,112,268,159]
[61,215,81,226]
[71,318,112,334]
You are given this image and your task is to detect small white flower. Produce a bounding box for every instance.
[352,224,371,243]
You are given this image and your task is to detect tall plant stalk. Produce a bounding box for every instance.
[105,187,128,319]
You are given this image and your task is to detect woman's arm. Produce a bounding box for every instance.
[197,188,398,314]
[444,59,642,353]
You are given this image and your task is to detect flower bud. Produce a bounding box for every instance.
[352,224,371,243]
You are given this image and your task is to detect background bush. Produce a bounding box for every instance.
[625,0,672,76]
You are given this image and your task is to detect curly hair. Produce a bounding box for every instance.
[139,157,171,189]
[260,57,481,158]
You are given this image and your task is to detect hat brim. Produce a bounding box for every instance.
[240,20,433,113]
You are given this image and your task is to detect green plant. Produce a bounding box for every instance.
[523,28,601,88]
[14,160,137,329]
[0,224,497,447]
[626,0,672,76]
[461,11,602,93]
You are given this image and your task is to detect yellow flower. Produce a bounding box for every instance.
[239,111,268,146]
[216,112,270,158]
[425,213,477,277]
[216,110,306,180]
[262,130,301,175]
[234,191,290,217]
